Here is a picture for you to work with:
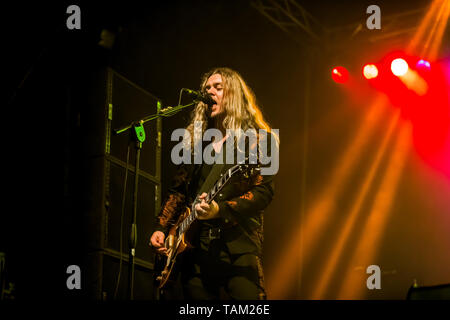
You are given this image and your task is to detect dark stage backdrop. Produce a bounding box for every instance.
[3,0,450,300]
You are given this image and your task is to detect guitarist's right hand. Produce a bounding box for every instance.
[150,231,167,255]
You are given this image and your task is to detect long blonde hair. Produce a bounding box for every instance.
[185,67,278,149]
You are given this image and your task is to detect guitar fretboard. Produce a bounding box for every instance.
[176,165,241,238]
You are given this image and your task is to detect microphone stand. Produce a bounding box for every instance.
[113,100,196,300]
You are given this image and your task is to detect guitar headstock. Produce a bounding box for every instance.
[237,163,261,179]
[228,156,261,179]
[206,160,262,205]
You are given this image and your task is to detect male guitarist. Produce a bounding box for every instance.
[149,67,278,300]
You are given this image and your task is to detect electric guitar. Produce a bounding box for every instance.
[155,163,259,289]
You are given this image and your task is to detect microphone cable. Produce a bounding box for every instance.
[113,142,131,300]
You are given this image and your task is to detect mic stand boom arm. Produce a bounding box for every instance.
[113,101,196,135]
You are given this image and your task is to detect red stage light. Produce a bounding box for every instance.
[331,66,349,83]
[363,64,378,79]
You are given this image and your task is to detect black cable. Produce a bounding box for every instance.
[113,142,131,299]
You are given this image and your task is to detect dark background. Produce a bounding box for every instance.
[2,0,449,300]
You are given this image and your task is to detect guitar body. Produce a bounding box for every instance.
[156,207,198,289]
[154,162,259,290]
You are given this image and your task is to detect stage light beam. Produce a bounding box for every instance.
[399,69,429,96]
[310,108,400,300]
[336,121,412,299]
[266,96,389,299]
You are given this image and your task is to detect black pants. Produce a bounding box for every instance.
[180,238,266,300]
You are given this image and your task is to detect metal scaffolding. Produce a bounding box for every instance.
[251,0,426,50]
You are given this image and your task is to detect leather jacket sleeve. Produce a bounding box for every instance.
[217,171,275,231]
[153,165,191,234]
[218,132,278,236]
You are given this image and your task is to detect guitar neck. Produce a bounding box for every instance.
[205,167,236,204]
[177,166,240,236]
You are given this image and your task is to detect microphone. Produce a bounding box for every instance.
[184,88,216,106]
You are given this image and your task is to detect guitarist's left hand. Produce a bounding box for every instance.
[195,192,220,220]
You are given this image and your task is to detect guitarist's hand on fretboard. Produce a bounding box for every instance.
[195,192,220,220]
[149,230,167,255]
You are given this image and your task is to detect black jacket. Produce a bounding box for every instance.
[154,138,276,256]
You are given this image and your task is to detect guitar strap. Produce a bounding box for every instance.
[196,145,232,196]
[193,144,261,252]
